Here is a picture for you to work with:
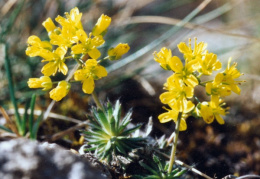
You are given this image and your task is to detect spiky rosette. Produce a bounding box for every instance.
[82,100,146,163]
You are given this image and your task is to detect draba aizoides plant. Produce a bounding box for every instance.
[26,7,130,101]
[154,38,244,173]
[82,100,146,163]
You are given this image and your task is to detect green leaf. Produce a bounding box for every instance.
[115,143,127,155]
[120,123,142,136]
[120,109,132,127]
[139,161,158,175]
[106,101,113,121]
[173,168,187,177]
[30,112,43,139]
[22,99,30,136]
[29,93,36,137]
[92,108,111,134]
[113,100,121,129]
[0,125,13,133]
[3,43,22,133]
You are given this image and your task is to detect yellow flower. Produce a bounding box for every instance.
[153,47,173,70]
[92,14,111,36]
[108,43,130,60]
[168,55,198,87]
[55,7,83,30]
[42,18,60,34]
[206,73,231,102]
[158,101,194,131]
[26,35,52,57]
[199,97,227,124]
[41,46,68,76]
[74,59,107,94]
[49,81,70,101]
[27,76,52,91]
[48,7,83,47]
[221,58,243,95]
[160,78,194,112]
[177,38,207,63]
[71,29,104,59]
[198,52,222,75]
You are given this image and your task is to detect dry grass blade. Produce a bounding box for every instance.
[49,121,88,142]
[0,106,19,136]
[123,16,260,41]
[43,64,80,120]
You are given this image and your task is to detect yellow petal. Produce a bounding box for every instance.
[92,14,111,36]
[42,18,56,32]
[168,56,183,72]
[88,48,101,59]
[179,118,187,131]
[215,114,225,125]
[76,29,88,43]
[41,62,58,76]
[71,44,85,54]
[183,101,195,113]
[59,62,68,75]
[230,84,241,95]
[74,69,86,81]
[185,74,198,87]
[95,65,107,78]
[82,77,95,94]
[50,81,70,101]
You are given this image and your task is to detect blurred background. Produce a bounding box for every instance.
[0,0,260,178]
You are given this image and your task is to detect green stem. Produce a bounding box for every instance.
[97,56,110,63]
[168,112,182,174]
[64,56,73,59]
[91,91,103,110]
[200,80,213,85]
[3,44,23,135]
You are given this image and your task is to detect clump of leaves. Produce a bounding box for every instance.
[82,100,146,163]
[135,155,187,179]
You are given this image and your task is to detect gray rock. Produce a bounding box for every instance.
[0,138,107,179]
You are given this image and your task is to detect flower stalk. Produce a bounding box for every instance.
[92,91,103,110]
[168,112,182,174]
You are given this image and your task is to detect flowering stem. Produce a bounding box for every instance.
[97,56,109,63]
[91,91,103,110]
[200,80,213,86]
[168,112,182,174]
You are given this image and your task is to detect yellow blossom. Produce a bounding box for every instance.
[49,81,70,101]
[199,97,227,124]
[108,43,130,60]
[42,18,60,34]
[26,36,52,57]
[160,78,194,112]
[41,46,68,76]
[177,38,207,63]
[153,47,173,70]
[27,76,52,91]
[158,101,194,131]
[47,7,83,47]
[92,14,111,36]
[71,29,104,59]
[55,7,83,30]
[168,55,198,87]
[74,59,107,94]
[198,52,222,75]
[221,58,243,95]
[206,73,231,102]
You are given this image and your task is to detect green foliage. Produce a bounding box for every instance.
[82,100,146,163]
[135,155,187,179]
[0,93,43,139]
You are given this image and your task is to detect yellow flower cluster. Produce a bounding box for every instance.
[26,7,130,101]
[154,38,243,131]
